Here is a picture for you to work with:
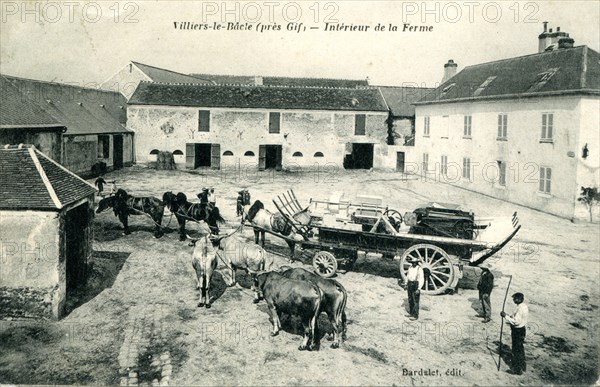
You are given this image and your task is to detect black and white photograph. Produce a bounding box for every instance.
[0,1,599,385]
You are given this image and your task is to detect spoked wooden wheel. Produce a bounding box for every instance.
[399,244,454,295]
[313,251,338,278]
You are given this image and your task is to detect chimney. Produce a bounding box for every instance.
[538,21,551,52]
[442,60,458,83]
[253,76,263,86]
[558,35,575,49]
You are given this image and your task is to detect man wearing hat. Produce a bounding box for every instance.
[406,256,425,320]
[501,292,529,375]
[197,188,209,204]
[477,263,494,323]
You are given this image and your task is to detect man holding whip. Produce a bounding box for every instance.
[500,290,529,375]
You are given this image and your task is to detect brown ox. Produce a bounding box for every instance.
[191,235,218,308]
[216,237,273,303]
[280,267,348,348]
[257,271,323,351]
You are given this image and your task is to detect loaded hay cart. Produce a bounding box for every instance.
[254,190,521,295]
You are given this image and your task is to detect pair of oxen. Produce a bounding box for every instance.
[190,234,347,351]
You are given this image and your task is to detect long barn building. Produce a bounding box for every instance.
[127,82,392,170]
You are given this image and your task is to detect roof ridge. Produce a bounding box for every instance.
[34,147,97,190]
[28,147,62,208]
[461,46,589,71]
[191,72,367,82]
[131,61,213,83]
[144,82,378,91]
[581,46,588,89]
[1,74,124,96]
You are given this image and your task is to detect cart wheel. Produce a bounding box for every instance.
[384,209,403,231]
[313,251,338,278]
[399,244,454,295]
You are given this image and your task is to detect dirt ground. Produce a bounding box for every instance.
[1,165,599,386]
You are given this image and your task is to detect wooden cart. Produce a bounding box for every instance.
[257,190,522,295]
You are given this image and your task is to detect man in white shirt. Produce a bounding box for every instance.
[501,292,528,375]
[406,256,425,320]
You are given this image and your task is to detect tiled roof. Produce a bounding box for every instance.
[2,75,132,135]
[378,86,435,117]
[0,77,64,129]
[129,82,388,112]
[133,62,213,85]
[0,145,96,210]
[418,46,600,104]
[190,73,369,88]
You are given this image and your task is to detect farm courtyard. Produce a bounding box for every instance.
[1,165,598,386]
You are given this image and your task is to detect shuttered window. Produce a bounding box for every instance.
[355,114,366,135]
[198,110,210,132]
[269,112,281,133]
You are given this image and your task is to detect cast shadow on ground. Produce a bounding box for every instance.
[63,250,130,316]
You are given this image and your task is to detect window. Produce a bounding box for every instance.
[355,114,366,135]
[441,115,449,138]
[473,76,497,96]
[314,152,324,157]
[198,110,210,132]
[223,150,234,156]
[463,116,472,137]
[541,113,554,141]
[244,151,255,157]
[173,150,184,156]
[539,167,552,194]
[441,155,448,176]
[424,116,430,137]
[497,161,506,186]
[149,149,159,155]
[292,152,303,157]
[269,112,281,134]
[497,114,507,140]
[422,153,429,172]
[462,157,471,180]
[98,135,110,158]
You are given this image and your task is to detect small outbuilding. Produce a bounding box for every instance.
[0,145,96,319]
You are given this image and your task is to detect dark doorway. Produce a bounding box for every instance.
[396,151,405,172]
[65,203,90,294]
[259,145,282,170]
[344,143,374,169]
[113,135,123,169]
[186,143,212,169]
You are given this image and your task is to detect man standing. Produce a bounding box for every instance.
[95,175,107,195]
[501,292,528,375]
[477,263,494,323]
[406,256,424,320]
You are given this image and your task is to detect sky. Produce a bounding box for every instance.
[1,1,599,87]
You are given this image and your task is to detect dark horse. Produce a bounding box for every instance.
[243,200,304,261]
[96,189,165,238]
[162,191,225,241]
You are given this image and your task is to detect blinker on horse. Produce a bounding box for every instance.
[96,189,165,238]
[162,191,225,241]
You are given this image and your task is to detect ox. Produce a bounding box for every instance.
[216,237,273,303]
[280,267,348,348]
[191,235,218,308]
[257,271,323,351]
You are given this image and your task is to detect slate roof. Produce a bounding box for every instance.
[0,145,96,210]
[133,62,213,85]
[0,77,64,129]
[2,75,132,135]
[191,73,369,88]
[378,86,435,117]
[417,46,600,105]
[129,83,389,112]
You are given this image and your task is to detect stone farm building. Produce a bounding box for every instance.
[2,75,134,177]
[100,61,213,100]
[127,82,394,170]
[412,30,599,219]
[0,76,65,162]
[0,145,96,319]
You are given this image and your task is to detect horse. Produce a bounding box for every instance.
[191,234,218,308]
[162,191,225,241]
[242,200,308,261]
[96,189,165,238]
